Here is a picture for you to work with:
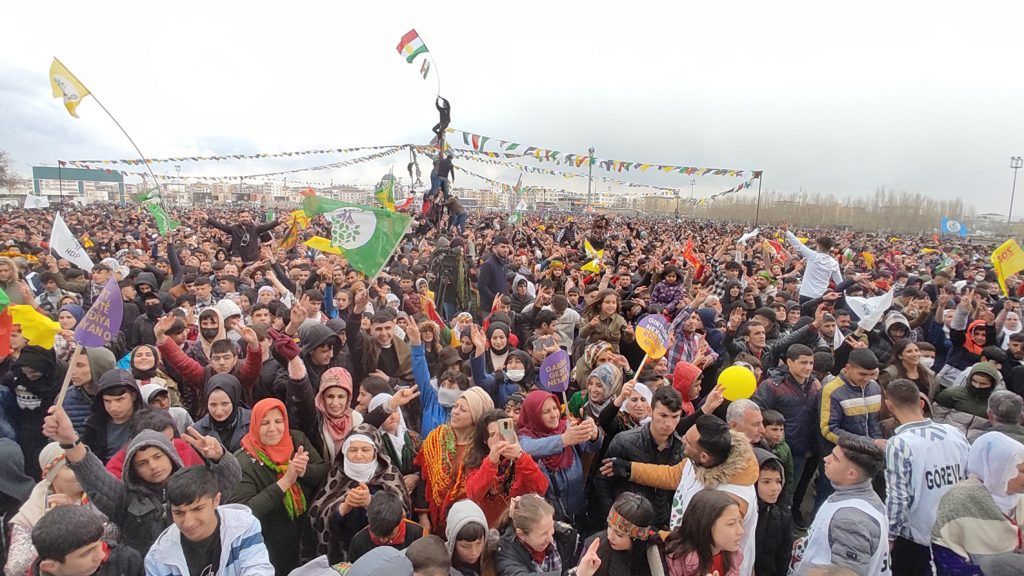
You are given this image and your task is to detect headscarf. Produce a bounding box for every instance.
[487,322,511,370]
[58,304,84,326]
[460,387,495,425]
[584,364,620,419]
[315,367,355,461]
[369,393,408,461]
[622,383,653,426]
[340,433,379,483]
[309,423,411,557]
[1001,312,1022,350]
[517,390,574,471]
[965,319,988,356]
[129,344,161,380]
[241,398,305,519]
[9,443,70,529]
[206,374,242,446]
[967,432,1024,512]
[584,341,614,369]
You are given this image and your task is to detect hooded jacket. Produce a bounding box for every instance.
[933,362,1004,437]
[493,521,579,576]
[277,323,356,403]
[68,429,242,555]
[157,333,262,415]
[64,347,117,434]
[192,374,251,453]
[144,504,274,576]
[204,216,280,263]
[9,346,63,479]
[752,366,821,458]
[446,500,495,576]
[82,369,143,463]
[753,449,794,576]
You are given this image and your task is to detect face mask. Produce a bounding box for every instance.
[343,459,378,484]
[920,357,935,369]
[201,328,219,340]
[506,369,526,382]
[437,386,463,408]
[145,303,162,319]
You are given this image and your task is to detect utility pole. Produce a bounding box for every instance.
[1010,156,1022,226]
[175,164,181,207]
[586,146,595,209]
[753,173,764,227]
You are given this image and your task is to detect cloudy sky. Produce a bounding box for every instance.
[2,1,1023,215]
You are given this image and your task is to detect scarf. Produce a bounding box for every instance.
[130,345,160,380]
[369,393,408,461]
[240,398,306,519]
[418,425,467,527]
[968,431,1024,512]
[1002,312,1022,349]
[341,434,379,483]
[315,367,355,461]
[517,390,574,471]
[965,319,988,356]
[370,517,407,546]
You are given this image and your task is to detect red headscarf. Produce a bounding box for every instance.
[516,390,574,471]
[241,398,295,465]
[964,320,988,356]
[315,367,354,458]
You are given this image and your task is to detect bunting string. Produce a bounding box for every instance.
[65,144,400,167]
[445,128,749,177]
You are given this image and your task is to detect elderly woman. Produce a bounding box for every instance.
[309,424,411,564]
[231,395,328,574]
[932,432,1024,573]
[4,443,117,576]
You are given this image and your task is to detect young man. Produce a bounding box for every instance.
[43,406,241,555]
[347,491,424,562]
[81,369,144,463]
[145,466,274,576]
[784,225,842,302]
[791,436,890,576]
[30,505,143,576]
[62,347,118,434]
[595,386,685,530]
[884,378,969,576]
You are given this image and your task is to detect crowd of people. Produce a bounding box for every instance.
[0,198,1023,576]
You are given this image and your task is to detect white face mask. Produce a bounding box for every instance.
[437,387,463,408]
[920,357,935,369]
[343,459,378,484]
[506,369,526,382]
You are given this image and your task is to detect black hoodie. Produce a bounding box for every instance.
[82,369,144,463]
[8,346,63,478]
[753,448,794,576]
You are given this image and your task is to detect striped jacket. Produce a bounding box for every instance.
[144,504,274,576]
[818,375,882,447]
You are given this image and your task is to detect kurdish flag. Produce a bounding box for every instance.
[396,29,428,63]
[326,202,412,278]
[992,239,1024,296]
[375,173,396,211]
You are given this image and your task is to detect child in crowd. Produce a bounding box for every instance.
[753,449,794,576]
[762,410,794,498]
[347,491,424,562]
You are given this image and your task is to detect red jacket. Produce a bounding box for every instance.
[465,452,550,528]
[105,437,205,480]
[157,338,262,399]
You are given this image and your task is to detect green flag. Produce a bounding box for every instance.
[265,209,275,222]
[374,174,396,211]
[0,286,9,312]
[303,195,349,218]
[325,202,412,278]
[131,188,160,203]
[145,203,181,234]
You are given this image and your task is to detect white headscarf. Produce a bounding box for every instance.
[369,393,408,458]
[622,382,653,426]
[1001,311,1022,350]
[341,434,379,484]
[968,432,1024,512]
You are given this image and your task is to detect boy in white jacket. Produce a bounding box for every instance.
[145,466,273,576]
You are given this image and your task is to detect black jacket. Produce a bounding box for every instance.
[754,449,794,576]
[30,543,144,576]
[205,217,281,263]
[494,523,579,576]
[82,369,144,463]
[593,422,683,530]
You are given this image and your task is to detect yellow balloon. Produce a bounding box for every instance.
[718,365,757,401]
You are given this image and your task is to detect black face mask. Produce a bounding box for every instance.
[201,327,219,340]
[145,302,162,319]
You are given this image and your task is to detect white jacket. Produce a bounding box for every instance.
[144,504,274,576]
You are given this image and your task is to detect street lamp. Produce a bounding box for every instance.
[1011,156,1023,226]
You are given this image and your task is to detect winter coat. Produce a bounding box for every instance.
[580,314,633,354]
[144,504,274,576]
[30,544,143,576]
[518,431,602,522]
[752,366,821,458]
[81,369,144,463]
[594,422,684,530]
[68,429,242,555]
[650,281,686,316]
[230,430,328,573]
[192,408,252,454]
[725,323,821,373]
[477,254,509,317]
[753,451,794,576]
[63,347,117,434]
[493,523,579,576]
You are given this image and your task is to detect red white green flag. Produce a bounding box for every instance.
[396,29,428,63]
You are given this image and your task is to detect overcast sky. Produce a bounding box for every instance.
[2,1,1023,215]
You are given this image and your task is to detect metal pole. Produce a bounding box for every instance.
[586,146,594,209]
[58,161,64,205]
[753,174,763,227]
[1010,156,1022,226]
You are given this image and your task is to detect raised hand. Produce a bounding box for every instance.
[182,426,225,461]
[290,446,309,478]
[488,439,509,464]
[575,538,604,576]
[239,325,259,349]
[42,406,78,445]
[388,385,420,410]
[153,315,177,345]
[406,321,422,346]
[701,383,726,415]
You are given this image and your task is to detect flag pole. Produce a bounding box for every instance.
[85,93,166,199]
[753,172,763,227]
[57,161,64,205]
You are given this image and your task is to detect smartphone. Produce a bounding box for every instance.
[498,418,517,443]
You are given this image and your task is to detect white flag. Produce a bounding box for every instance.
[833,326,845,350]
[49,213,94,271]
[737,228,760,244]
[24,194,50,209]
[845,290,894,333]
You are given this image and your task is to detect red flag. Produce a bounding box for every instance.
[395,196,415,211]
[765,239,788,262]
[424,299,445,328]
[300,187,316,198]
[681,239,701,268]
[0,311,11,358]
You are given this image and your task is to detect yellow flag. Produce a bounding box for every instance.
[9,305,61,349]
[290,209,310,229]
[581,259,602,274]
[81,234,94,248]
[49,58,91,118]
[304,236,344,255]
[583,239,604,260]
[861,251,876,269]
[992,239,1024,296]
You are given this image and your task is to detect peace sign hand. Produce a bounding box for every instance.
[183,427,225,461]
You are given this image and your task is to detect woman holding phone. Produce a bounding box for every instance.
[465,409,550,528]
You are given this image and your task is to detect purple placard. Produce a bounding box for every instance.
[74,278,123,347]
[538,349,570,393]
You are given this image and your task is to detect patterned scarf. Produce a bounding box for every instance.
[248,447,307,520]
[418,425,466,526]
